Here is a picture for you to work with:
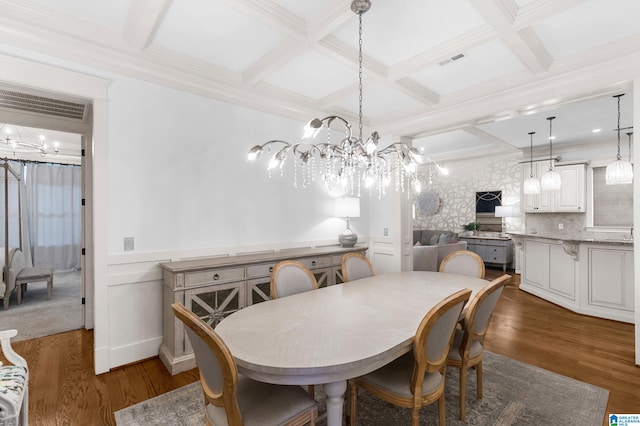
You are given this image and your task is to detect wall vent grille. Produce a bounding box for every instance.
[0,89,86,120]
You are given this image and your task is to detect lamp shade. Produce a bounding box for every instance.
[494,205,514,218]
[335,197,360,218]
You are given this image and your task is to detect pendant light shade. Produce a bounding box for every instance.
[540,116,561,191]
[605,94,633,185]
[523,131,540,195]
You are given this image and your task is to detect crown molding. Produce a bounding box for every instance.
[124,0,171,50]
[392,78,439,106]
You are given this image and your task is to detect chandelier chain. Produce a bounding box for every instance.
[358,13,363,143]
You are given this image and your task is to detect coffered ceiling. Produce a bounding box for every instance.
[0,0,639,162]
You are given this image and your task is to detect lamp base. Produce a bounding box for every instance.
[339,231,358,248]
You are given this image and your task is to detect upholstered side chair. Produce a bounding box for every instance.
[341,252,375,282]
[172,303,318,426]
[0,329,29,425]
[270,260,318,299]
[270,260,319,397]
[439,250,485,278]
[349,289,472,426]
[447,274,511,420]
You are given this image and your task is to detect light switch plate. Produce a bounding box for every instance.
[124,237,134,251]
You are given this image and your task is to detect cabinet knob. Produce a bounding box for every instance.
[269,266,273,273]
[311,260,316,266]
[213,273,220,280]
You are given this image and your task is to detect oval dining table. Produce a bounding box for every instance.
[215,270,489,426]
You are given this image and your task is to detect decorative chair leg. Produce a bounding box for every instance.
[438,394,446,426]
[477,361,483,399]
[349,380,357,426]
[460,364,467,420]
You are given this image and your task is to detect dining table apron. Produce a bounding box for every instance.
[215,270,489,426]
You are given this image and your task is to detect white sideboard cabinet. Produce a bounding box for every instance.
[159,245,367,375]
[460,236,513,272]
[522,162,586,213]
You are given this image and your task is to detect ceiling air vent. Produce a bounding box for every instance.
[0,89,86,120]
[438,53,465,66]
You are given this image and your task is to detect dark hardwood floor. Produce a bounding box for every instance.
[6,268,639,425]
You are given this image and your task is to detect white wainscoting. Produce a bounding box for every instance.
[103,238,367,371]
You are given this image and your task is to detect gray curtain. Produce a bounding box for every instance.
[24,162,81,272]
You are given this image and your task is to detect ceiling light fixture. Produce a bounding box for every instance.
[605,94,633,185]
[2,126,59,157]
[540,116,561,191]
[247,0,423,197]
[523,131,540,195]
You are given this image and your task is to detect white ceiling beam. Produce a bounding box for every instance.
[306,0,354,42]
[123,0,172,49]
[315,36,388,78]
[470,0,551,74]
[513,0,589,30]
[388,25,497,81]
[391,78,439,106]
[216,0,306,40]
[242,39,306,86]
[463,126,521,151]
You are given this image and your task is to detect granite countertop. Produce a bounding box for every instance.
[507,232,634,245]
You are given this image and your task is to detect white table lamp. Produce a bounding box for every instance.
[495,205,515,234]
[335,197,360,247]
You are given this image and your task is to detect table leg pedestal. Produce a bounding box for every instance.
[324,380,347,426]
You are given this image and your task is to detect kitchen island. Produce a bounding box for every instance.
[509,232,634,323]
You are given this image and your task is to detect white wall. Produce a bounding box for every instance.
[0,47,373,373]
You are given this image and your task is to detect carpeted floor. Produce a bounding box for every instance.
[0,270,83,341]
[114,351,609,425]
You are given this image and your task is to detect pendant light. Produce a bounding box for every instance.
[540,116,561,191]
[605,94,633,185]
[523,131,540,194]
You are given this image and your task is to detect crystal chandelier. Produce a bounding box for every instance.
[605,94,633,185]
[247,0,423,197]
[2,125,59,157]
[523,131,540,195]
[540,116,561,191]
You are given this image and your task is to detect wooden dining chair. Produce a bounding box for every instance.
[349,288,472,426]
[171,303,318,426]
[341,252,375,282]
[270,260,318,299]
[447,274,511,420]
[439,250,485,278]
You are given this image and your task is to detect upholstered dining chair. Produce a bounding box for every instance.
[447,274,511,420]
[0,329,29,426]
[171,303,318,426]
[270,260,318,299]
[270,260,319,397]
[349,288,472,426]
[439,250,485,278]
[341,252,375,282]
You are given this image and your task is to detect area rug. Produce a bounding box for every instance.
[0,271,83,341]
[114,351,608,425]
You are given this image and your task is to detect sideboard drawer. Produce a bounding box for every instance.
[247,263,276,278]
[185,267,245,287]
[299,256,331,269]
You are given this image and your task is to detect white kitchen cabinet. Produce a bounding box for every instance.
[580,244,634,322]
[522,162,585,212]
[522,239,576,302]
[519,235,634,323]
